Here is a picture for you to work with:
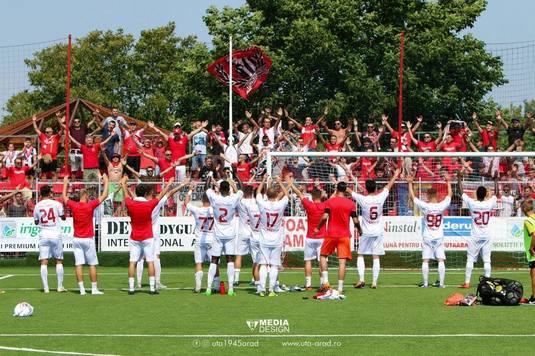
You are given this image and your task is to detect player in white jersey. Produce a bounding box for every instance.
[458,173,498,288]
[349,168,400,288]
[255,175,289,297]
[235,185,261,287]
[33,185,66,293]
[408,174,452,288]
[183,185,219,293]
[244,189,262,292]
[205,178,244,296]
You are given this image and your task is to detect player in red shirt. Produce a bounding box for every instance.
[121,178,161,295]
[62,175,109,295]
[288,180,326,290]
[32,113,63,179]
[314,182,362,293]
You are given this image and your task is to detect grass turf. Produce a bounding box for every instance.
[0,266,533,355]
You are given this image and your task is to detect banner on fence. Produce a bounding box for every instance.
[0,216,525,253]
[0,218,74,252]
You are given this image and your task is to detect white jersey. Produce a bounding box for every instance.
[352,189,389,236]
[187,203,214,244]
[206,189,243,239]
[33,199,64,239]
[238,198,258,239]
[462,193,497,240]
[244,199,261,243]
[151,195,168,237]
[414,196,451,240]
[256,195,288,247]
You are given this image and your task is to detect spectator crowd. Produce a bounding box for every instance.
[1,107,535,219]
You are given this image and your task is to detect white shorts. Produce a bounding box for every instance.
[129,239,156,263]
[236,236,252,256]
[211,237,236,257]
[251,240,261,264]
[259,244,282,266]
[467,238,491,263]
[73,237,99,266]
[358,235,384,256]
[69,149,83,171]
[194,242,212,264]
[304,238,324,261]
[38,238,63,260]
[422,239,446,261]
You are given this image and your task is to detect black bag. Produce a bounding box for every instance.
[476,276,523,306]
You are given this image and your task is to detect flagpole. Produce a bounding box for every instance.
[228,35,233,144]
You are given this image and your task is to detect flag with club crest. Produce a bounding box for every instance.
[207,46,272,100]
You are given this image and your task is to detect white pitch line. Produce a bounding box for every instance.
[0,275,14,280]
[0,333,534,339]
[0,345,118,356]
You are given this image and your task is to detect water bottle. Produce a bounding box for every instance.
[219,281,226,295]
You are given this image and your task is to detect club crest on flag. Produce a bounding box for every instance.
[207,46,272,100]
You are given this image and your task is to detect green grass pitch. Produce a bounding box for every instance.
[0,266,533,355]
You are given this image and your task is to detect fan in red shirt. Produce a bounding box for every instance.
[7,157,38,189]
[69,134,116,181]
[288,180,326,290]
[314,181,362,294]
[286,112,326,150]
[32,114,64,179]
[437,133,460,171]
[233,154,260,184]
[474,113,499,151]
[382,114,423,152]
[62,175,109,295]
[319,133,348,159]
[407,122,442,152]
[122,178,162,295]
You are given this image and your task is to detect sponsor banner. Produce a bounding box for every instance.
[0,218,74,252]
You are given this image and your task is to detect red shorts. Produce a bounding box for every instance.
[320,237,352,260]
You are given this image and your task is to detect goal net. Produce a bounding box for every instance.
[267,150,535,270]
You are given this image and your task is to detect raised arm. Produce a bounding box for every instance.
[434,122,443,145]
[473,112,483,132]
[69,134,82,148]
[406,122,419,145]
[62,176,70,204]
[381,114,394,134]
[444,173,452,198]
[121,176,135,199]
[287,178,304,199]
[457,171,464,194]
[407,175,416,200]
[187,121,209,139]
[410,115,423,134]
[98,174,110,203]
[0,185,21,204]
[148,121,169,141]
[245,110,260,130]
[276,176,289,197]
[32,115,42,136]
[285,110,303,130]
[385,168,401,191]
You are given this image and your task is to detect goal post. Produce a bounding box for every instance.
[267,149,535,270]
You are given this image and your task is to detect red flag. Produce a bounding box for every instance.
[207,46,272,100]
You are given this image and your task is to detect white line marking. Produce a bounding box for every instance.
[0,344,118,355]
[0,333,534,339]
[0,275,14,280]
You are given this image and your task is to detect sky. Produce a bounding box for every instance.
[0,0,534,113]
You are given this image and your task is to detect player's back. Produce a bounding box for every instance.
[414,196,451,240]
[206,189,243,239]
[187,203,214,244]
[256,195,288,246]
[238,198,257,236]
[352,189,389,236]
[245,200,261,241]
[324,196,355,238]
[462,193,497,239]
[67,199,99,238]
[301,198,326,238]
[33,199,64,239]
[125,198,158,240]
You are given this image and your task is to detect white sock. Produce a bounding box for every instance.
[128,277,135,291]
[136,260,144,285]
[357,256,365,282]
[78,281,85,294]
[234,268,241,283]
[305,276,312,288]
[465,261,474,284]
[149,276,155,292]
[338,280,344,292]
[319,275,324,285]
[269,266,278,292]
[194,271,203,291]
[422,261,429,287]
[91,282,98,291]
[484,262,491,277]
[40,265,48,292]
[207,263,217,291]
[259,265,267,292]
[56,264,64,289]
[227,262,235,292]
[321,271,329,285]
[154,258,161,284]
[438,261,446,286]
[372,259,380,285]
